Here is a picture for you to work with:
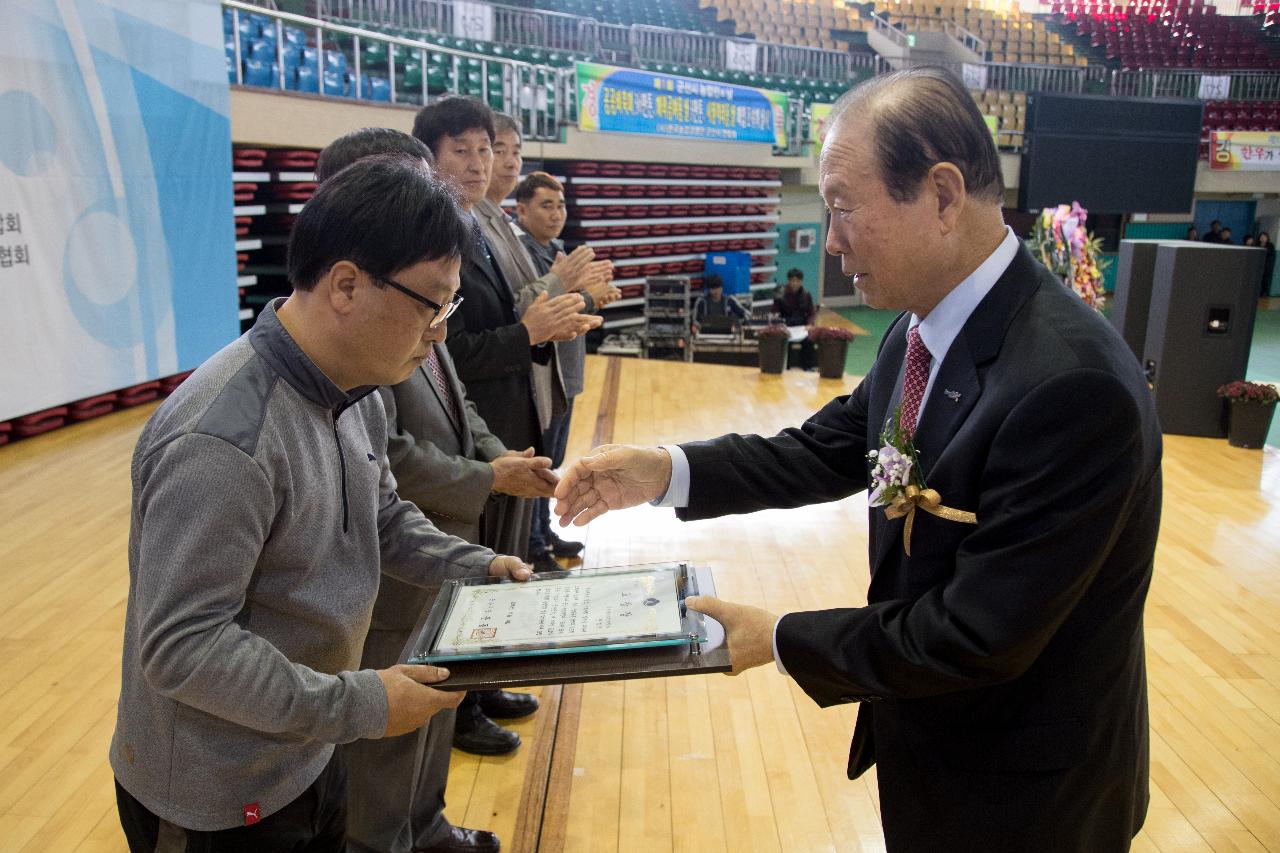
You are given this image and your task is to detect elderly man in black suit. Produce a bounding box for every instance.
[554,67,1160,853]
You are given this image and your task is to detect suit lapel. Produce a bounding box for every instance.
[463,238,515,316]
[912,333,981,477]
[440,348,477,455]
[418,363,463,440]
[869,313,912,438]
[479,202,537,287]
[865,246,1043,579]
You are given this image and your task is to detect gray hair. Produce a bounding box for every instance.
[492,112,521,139]
[829,67,1004,205]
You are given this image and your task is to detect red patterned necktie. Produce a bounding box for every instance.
[899,326,932,437]
[424,345,463,430]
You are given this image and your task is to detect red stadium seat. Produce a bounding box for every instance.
[118,382,162,407]
[13,407,69,438]
[68,393,119,421]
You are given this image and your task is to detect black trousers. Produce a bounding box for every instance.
[115,750,347,853]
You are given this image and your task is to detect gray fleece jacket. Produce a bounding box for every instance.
[109,299,495,830]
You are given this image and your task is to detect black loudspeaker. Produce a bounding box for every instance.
[1142,243,1264,437]
[1110,239,1165,362]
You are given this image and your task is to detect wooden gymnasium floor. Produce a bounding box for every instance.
[0,354,1278,852]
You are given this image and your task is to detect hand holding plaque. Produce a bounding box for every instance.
[401,563,732,689]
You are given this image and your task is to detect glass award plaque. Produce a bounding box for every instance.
[408,561,712,665]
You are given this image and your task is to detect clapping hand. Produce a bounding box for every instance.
[549,245,596,291]
[553,444,674,527]
[521,291,588,345]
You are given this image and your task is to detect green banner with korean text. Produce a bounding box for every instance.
[576,62,788,146]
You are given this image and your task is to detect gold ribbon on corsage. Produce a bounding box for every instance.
[883,485,977,556]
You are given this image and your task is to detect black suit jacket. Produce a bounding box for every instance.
[445,234,544,453]
[679,246,1160,852]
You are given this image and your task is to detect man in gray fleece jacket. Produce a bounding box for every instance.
[110,156,529,851]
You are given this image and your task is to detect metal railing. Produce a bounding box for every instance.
[225,0,563,139]
[1110,69,1280,102]
[941,20,986,58]
[595,22,632,64]
[760,41,855,81]
[629,24,730,71]
[318,0,870,83]
[869,11,911,49]
[851,51,892,77]
[903,58,1091,94]
[492,3,597,54]
[980,61,1090,94]
[324,0,449,32]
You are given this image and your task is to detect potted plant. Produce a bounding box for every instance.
[810,326,856,379]
[755,324,790,374]
[1217,380,1278,448]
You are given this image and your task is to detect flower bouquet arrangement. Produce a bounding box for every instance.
[1027,201,1109,311]
[755,324,792,339]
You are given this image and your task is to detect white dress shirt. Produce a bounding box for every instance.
[652,226,1021,672]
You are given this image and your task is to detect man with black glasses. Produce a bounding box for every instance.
[110,155,530,852]
[315,129,551,853]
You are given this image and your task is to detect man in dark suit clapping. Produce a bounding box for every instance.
[411,98,598,563]
[554,68,1160,853]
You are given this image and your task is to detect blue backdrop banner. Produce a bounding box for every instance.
[576,62,789,146]
[0,0,236,420]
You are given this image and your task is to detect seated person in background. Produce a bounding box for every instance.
[315,128,546,853]
[692,274,749,330]
[1185,226,1198,241]
[1220,227,1234,245]
[773,268,818,370]
[1203,220,1224,243]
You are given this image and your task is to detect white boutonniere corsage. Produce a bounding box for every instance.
[868,406,977,556]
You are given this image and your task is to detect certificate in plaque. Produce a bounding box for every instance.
[408,562,711,664]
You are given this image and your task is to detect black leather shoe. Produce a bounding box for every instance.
[414,825,501,853]
[453,713,520,755]
[477,689,539,720]
[548,532,584,558]
[531,549,561,573]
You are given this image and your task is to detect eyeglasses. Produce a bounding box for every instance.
[376,275,464,329]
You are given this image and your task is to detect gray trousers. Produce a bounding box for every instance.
[345,627,454,853]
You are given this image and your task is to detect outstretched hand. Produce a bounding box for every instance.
[553,444,673,527]
[684,595,779,675]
